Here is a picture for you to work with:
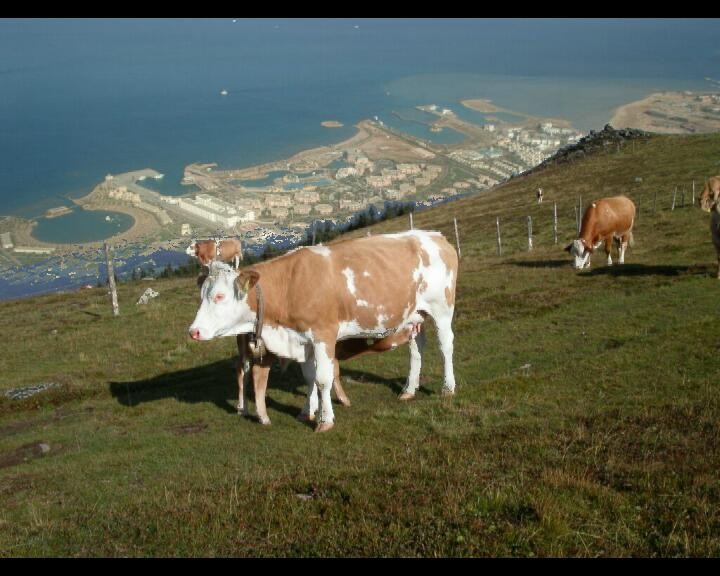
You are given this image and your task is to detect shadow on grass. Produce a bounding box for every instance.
[508,259,571,269]
[339,367,429,397]
[107,360,407,420]
[578,263,706,278]
[109,359,307,419]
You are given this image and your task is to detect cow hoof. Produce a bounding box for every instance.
[258,416,271,426]
[440,388,455,398]
[297,412,316,423]
[315,421,335,433]
[398,392,415,401]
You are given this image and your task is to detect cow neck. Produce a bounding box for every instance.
[247,259,289,326]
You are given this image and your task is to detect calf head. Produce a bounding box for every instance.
[189,262,260,341]
[565,238,592,269]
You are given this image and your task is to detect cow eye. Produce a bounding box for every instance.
[213,292,226,303]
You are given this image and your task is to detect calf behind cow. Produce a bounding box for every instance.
[698,176,720,279]
[187,238,243,268]
[566,195,636,269]
[189,230,458,432]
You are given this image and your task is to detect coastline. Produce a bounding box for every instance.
[610,90,720,133]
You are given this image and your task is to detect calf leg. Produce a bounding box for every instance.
[399,327,427,401]
[235,334,250,415]
[299,359,319,422]
[252,359,273,425]
[333,360,351,407]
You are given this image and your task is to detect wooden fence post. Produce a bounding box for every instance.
[453,217,461,259]
[496,217,502,257]
[409,212,414,230]
[692,180,695,206]
[527,215,533,251]
[553,202,558,245]
[672,187,677,211]
[104,242,119,317]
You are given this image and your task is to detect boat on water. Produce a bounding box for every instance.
[220,89,229,96]
[153,174,164,180]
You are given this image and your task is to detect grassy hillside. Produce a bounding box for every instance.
[1,133,719,557]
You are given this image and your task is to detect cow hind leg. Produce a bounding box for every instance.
[399,327,426,401]
[433,312,456,396]
[619,234,629,264]
[313,339,337,432]
[605,237,614,266]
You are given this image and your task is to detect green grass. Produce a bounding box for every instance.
[1,133,719,556]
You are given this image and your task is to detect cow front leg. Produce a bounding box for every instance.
[252,361,272,425]
[399,327,426,401]
[313,339,337,432]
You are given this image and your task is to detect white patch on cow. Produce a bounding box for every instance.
[375,313,389,331]
[342,267,357,296]
[307,245,331,257]
[363,270,371,278]
[337,320,362,340]
[260,325,310,362]
[357,299,370,308]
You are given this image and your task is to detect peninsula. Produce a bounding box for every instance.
[610,91,720,134]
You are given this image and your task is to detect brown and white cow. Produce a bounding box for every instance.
[565,195,636,269]
[698,176,720,279]
[189,230,458,432]
[186,238,243,268]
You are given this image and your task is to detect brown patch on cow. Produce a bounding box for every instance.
[169,421,208,436]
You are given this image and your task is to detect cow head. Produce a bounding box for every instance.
[185,240,198,257]
[565,238,592,269]
[188,261,259,341]
[699,178,720,213]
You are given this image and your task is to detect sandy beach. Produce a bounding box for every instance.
[610,91,720,133]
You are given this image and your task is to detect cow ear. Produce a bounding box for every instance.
[236,269,260,294]
[564,243,572,253]
[196,273,208,289]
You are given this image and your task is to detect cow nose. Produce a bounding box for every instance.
[190,328,201,341]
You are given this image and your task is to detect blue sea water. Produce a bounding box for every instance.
[1,18,717,224]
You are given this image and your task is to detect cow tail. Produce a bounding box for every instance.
[628,230,635,247]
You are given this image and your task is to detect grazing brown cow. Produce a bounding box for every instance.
[189,230,458,432]
[698,176,720,279]
[186,238,243,268]
[565,195,636,269]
